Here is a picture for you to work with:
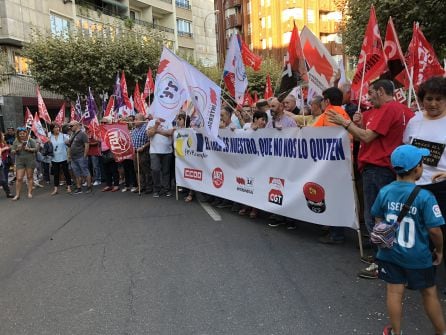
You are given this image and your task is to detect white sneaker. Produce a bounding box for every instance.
[93,181,101,186]
[82,182,87,187]
[121,187,128,192]
[34,181,43,188]
[131,187,138,193]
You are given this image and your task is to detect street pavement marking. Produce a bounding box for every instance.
[199,201,222,221]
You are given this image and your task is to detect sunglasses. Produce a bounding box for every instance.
[17,127,27,131]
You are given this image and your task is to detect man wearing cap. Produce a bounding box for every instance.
[67,121,92,194]
[327,79,414,279]
[372,144,445,335]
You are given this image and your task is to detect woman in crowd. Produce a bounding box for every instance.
[49,123,72,195]
[403,76,446,266]
[175,113,195,203]
[0,131,14,198]
[10,127,37,200]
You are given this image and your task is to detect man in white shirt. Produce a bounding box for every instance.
[146,118,174,197]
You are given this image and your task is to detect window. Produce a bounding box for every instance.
[14,55,30,75]
[247,1,251,14]
[176,0,191,10]
[266,0,270,6]
[267,16,271,28]
[282,8,303,22]
[261,39,266,49]
[177,19,193,37]
[268,37,272,50]
[260,17,265,28]
[50,13,71,37]
[247,23,251,35]
[283,31,292,44]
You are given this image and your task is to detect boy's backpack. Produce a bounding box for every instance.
[371,186,421,248]
[42,141,54,157]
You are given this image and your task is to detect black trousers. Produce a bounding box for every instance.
[52,160,72,187]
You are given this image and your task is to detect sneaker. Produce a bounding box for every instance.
[382,325,393,335]
[165,191,172,197]
[360,255,375,265]
[268,221,285,228]
[93,180,101,186]
[59,181,66,186]
[131,187,138,193]
[74,188,83,194]
[153,192,160,198]
[318,234,345,244]
[357,263,379,279]
[121,187,128,193]
[82,182,87,187]
[34,181,43,188]
[6,194,14,198]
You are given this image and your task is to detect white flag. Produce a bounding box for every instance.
[150,47,188,123]
[223,34,248,105]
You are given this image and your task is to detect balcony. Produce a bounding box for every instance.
[178,31,193,38]
[76,0,128,20]
[175,0,191,10]
[225,0,242,9]
[0,74,63,99]
[134,18,175,34]
[225,13,242,29]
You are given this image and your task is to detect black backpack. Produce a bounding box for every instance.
[42,141,54,156]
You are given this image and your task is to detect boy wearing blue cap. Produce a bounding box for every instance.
[371,144,446,335]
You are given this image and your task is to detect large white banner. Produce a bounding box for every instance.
[175,127,359,229]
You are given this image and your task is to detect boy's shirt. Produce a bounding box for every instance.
[371,181,444,269]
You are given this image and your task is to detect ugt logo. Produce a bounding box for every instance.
[212,167,224,188]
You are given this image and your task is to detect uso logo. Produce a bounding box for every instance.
[212,168,224,188]
[184,168,202,181]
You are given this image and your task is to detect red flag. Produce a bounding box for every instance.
[70,102,76,121]
[103,96,115,118]
[264,74,273,99]
[88,116,101,141]
[243,92,253,106]
[396,23,444,90]
[99,123,134,163]
[143,68,155,100]
[24,107,34,128]
[351,6,387,99]
[133,82,147,117]
[31,113,49,143]
[120,71,132,109]
[238,35,262,71]
[383,17,406,80]
[36,86,51,124]
[54,102,66,126]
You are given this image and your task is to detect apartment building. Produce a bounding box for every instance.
[0,0,217,129]
[215,0,343,64]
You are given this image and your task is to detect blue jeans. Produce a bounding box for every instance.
[362,165,395,234]
[89,156,101,182]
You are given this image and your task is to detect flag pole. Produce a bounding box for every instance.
[136,150,141,196]
[356,55,367,113]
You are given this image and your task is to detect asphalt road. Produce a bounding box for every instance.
[0,186,444,335]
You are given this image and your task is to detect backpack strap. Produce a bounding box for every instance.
[396,186,421,224]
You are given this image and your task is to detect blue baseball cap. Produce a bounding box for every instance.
[391,144,430,173]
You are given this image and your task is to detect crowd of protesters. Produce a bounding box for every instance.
[1,76,446,334]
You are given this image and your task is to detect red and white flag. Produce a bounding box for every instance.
[150,47,188,123]
[351,6,387,100]
[31,112,49,143]
[36,86,51,124]
[70,102,76,122]
[264,74,273,99]
[133,82,147,117]
[88,115,101,141]
[396,23,444,90]
[300,26,339,96]
[384,17,406,80]
[224,33,248,105]
[99,123,134,162]
[120,71,132,109]
[24,107,34,128]
[243,92,253,106]
[238,35,262,71]
[54,102,66,126]
[103,96,115,118]
[143,68,155,100]
[253,92,258,104]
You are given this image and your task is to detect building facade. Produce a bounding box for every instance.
[0,0,217,129]
[215,0,343,64]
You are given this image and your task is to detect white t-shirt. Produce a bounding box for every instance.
[403,112,446,185]
[147,119,173,154]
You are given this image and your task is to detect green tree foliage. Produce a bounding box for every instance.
[342,0,446,60]
[23,30,163,99]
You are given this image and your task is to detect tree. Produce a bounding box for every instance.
[23,29,163,100]
[341,0,446,60]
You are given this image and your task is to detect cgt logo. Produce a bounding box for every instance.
[184,168,202,181]
[268,177,285,206]
[212,167,224,188]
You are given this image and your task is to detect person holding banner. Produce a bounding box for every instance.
[147,117,174,198]
[326,79,414,279]
[10,127,37,200]
[403,76,446,273]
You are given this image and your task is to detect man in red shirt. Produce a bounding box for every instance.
[327,79,414,279]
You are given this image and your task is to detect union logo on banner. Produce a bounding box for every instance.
[156,72,182,110]
[100,124,134,162]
